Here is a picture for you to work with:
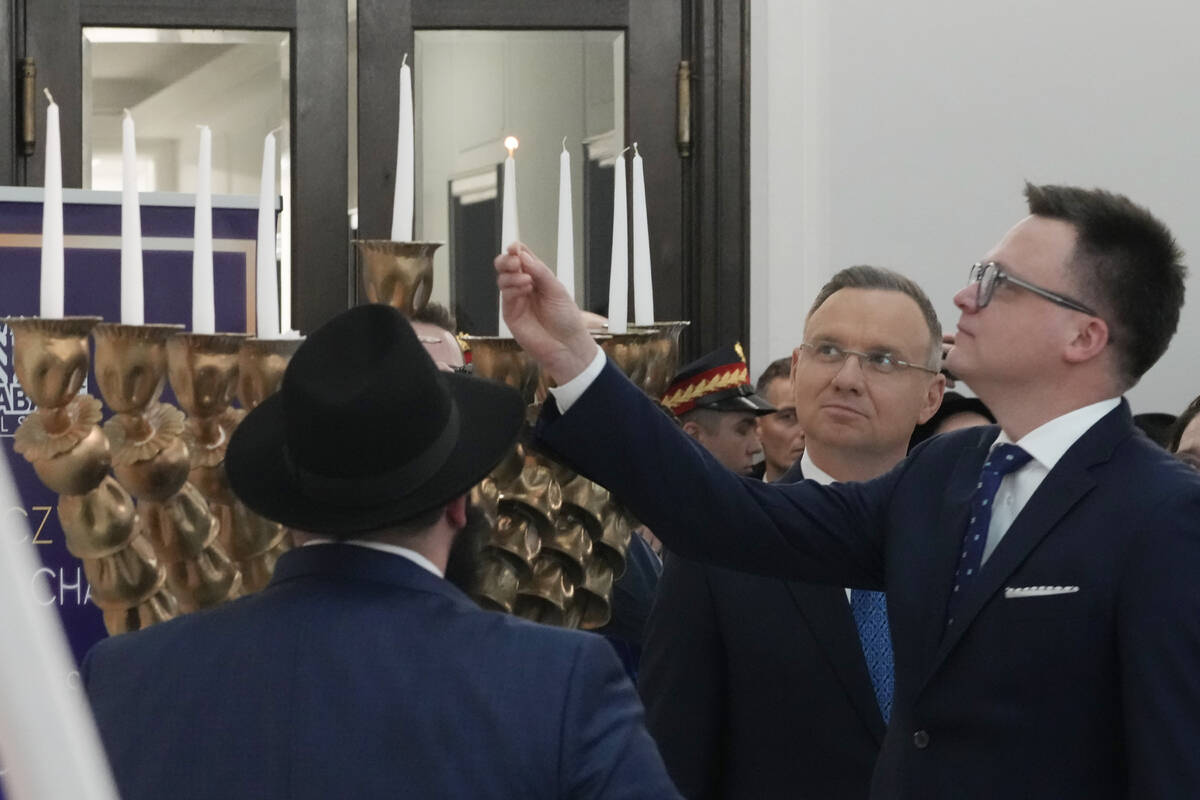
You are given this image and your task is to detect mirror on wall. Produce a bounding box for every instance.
[414,29,624,333]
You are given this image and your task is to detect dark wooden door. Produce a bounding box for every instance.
[357,0,750,360]
[8,0,349,333]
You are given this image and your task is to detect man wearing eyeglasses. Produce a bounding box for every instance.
[496,181,1200,799]
[640,267,944,800]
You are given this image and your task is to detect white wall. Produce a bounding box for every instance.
[751,0,1200,414]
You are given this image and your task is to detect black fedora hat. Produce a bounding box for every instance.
[226,304,524,535]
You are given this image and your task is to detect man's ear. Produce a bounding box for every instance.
[1063,317,1110,365]
[916,372,948,426]
[681,420,703,441]
[445,494,468,528]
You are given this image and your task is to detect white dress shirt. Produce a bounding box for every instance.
[797,451,859,602]
[302,537,444,578]
[981,397,1120,564]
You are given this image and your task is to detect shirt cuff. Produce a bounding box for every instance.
[546,347,607,413]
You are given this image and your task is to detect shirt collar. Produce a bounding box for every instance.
[302,538,444,578]
[992,397,1121,471]
[800,449,837,486]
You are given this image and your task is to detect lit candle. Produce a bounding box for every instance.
[556,137,575,301]
[499,136,519,336]
[40,89,64,319]
[256,129,280,337]
[192,125,215,334]
[120,109,144,325]
[607,147,630,334]
[391,53,414,242]
[631,142,654,325]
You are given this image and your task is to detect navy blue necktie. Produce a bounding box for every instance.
[946,443,1032,625]
[851,588,894,722]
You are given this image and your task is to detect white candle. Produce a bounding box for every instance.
[499,136,520,336]
[39,90,64,319]
[556,137,575,301]
[256,129,280,337]
[631,142,654,325]
[607,147,630,334]
[191,125,215,334]
[0,455,122,800]
[390,53,414,242]
[120,109,144,325]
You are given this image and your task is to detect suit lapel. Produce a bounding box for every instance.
[920,403,1132,687]
[786,581,887,743]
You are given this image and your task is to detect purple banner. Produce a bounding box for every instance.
[0,189,259,790]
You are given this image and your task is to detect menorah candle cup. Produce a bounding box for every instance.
[92,323,183,413]
[237,336,303,411]
[474,550,523,614]
[166,333,248,420]
[628,321,690,400]
[573,555,615,630]
[461,335,543,405]
[2,317,102,409]
[355,240,442,316]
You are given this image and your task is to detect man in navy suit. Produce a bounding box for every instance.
[82,305,680,800]
[641,268,945,799]
[496,183,1200,798]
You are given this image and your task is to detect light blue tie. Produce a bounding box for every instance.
[850,588,894,722]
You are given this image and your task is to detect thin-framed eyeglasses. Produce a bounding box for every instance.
[798,342,938,375]
[968,261,1099,316]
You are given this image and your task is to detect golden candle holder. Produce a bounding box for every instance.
[4,316,176,634]
[164,332,247,610]
[628,321,691,400]
[230,336,304,591]
[460,335,544,406]
[355,240,443,316]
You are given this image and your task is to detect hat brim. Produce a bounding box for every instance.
[695,392,777,416]
[226,371,524,535]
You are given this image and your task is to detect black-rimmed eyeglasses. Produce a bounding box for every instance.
[968,261,1098,316]
[798,342,938,375]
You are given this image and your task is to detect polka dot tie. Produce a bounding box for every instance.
[945,443,1032,627]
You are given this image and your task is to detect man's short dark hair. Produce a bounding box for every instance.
[756,357,791,393]
[412,301,457,334]
[678,407,724,434]
[808,265,943,369]
[1024,183,1186,388]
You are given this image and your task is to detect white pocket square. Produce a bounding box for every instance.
[1004,585,1080,599]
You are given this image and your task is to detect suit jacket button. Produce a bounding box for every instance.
[913,730,931,749]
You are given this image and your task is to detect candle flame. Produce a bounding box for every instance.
[504,136,519,157]
[43,88,54,104]
[633,142,640,157]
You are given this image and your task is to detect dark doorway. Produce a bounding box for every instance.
[449,174,499,335]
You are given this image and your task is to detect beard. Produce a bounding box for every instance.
[444,503,489,594]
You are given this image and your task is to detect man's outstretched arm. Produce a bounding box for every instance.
[497,245,891,589]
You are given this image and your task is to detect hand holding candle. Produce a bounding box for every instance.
[391,53,414,242]
[120,109,145,325]
[40,89,64,319]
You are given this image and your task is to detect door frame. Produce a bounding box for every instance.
[13,0,348,333]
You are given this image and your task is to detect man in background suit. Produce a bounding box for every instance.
[641,269,944,799]
[497,182,1200,798]
[754,356,807,482]
[82,304,679,800]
